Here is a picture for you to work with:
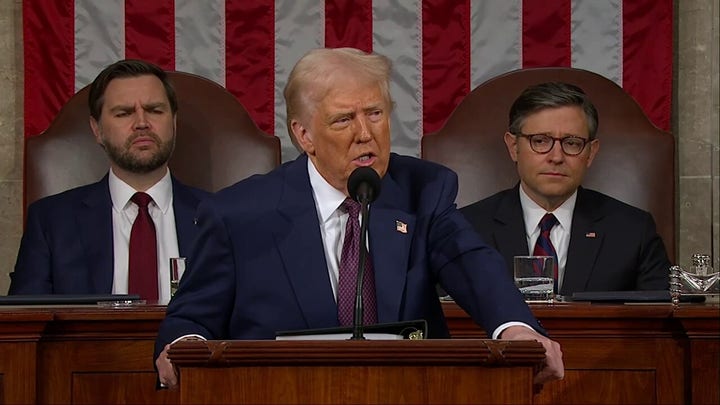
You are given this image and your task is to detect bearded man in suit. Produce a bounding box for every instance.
[10,59,208,304]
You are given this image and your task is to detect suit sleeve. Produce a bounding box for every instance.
[154,198,238,359]
[635,212,671,290]
[9,204,53,294]
[428,170,544,336]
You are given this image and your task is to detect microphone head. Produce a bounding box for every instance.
[347,167,381,203]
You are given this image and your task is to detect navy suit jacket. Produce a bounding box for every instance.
[156,154,540,353]
[461,185,671,296]
[9,175,208,294]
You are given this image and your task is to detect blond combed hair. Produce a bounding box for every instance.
[283,48,394,148]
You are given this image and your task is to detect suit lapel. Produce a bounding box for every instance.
[493,187,531,274]
[562,188,604,295]
[274,156,339,328]
[77,177,114,293]
[369,173,414,323]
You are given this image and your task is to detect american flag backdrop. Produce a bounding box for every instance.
[23,0,673,161]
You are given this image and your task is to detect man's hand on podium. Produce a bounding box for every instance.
[500,325,564,386]
[156,343,179,389]
[157,335,206,389]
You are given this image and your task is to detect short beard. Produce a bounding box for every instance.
[102,131,174,174]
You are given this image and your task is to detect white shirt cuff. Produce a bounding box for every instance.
[170,334,207,345]
[492,321,535,339]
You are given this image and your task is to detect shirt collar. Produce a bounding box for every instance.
[519,185,577,234]
[109,167,173,213]
[307,158,348,224]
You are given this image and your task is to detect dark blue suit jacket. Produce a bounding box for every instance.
[156,154,541,354]
[9,175,208,294]
[461,185,671,295]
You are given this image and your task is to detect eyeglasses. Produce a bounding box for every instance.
[514,133,590,156]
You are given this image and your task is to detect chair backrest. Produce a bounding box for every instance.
[422,67,675,262]
[25,71,281,207]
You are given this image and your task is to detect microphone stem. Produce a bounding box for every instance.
[351,196,371,340]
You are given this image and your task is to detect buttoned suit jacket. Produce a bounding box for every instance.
[155,154,541,354]
[460,185,671,296]
[9,175,208,294]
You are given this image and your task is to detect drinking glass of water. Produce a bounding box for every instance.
[514,256,554,303]
[169,257,187,297]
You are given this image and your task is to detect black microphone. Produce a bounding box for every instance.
[346,167,381,340]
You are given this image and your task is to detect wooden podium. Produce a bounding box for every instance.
[167,339,545,404]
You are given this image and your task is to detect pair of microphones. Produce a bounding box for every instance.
[346,167,381,340]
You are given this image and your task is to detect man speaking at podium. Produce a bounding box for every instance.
[155,47,563,388]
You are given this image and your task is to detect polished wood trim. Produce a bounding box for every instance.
[170,340,544,405]
[169,339,545,366]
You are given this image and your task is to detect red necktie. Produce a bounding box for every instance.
[128,192,158,301]
[337,198,377,326]
[533,213,559,292]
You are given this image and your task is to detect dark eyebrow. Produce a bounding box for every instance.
[519,132,587,139]
[142,102,168,110]
[108,105,135,113]
[107,102,168,113]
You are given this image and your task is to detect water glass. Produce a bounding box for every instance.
[169,257,187,296]
[514,256,554,303]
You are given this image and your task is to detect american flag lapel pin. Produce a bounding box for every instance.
[585,232,596,238]
[396,220,408,234]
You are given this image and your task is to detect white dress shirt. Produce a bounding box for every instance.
[519,186,576,291]
[307,159,365,301]
[109,168,180,304]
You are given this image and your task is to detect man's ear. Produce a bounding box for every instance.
[89,117,102,145]
[586,138,600,168]
[503,132,519,162]
[291,119,315,155]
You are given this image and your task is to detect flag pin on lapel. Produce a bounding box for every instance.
[396,220,408,234]
[585,232,596,238]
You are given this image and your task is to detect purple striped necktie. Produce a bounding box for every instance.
[337,198,377,326]
[533,213,559,292]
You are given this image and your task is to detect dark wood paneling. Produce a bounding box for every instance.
[0,303,717,404]
[39,340,161,404]
[536,370,657,404]
[0,343,36,405]
[71,373,178,405]
[0,308,48,405]
[183,366,531,404]
[442,302,718,404]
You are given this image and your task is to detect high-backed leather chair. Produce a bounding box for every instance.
[25,71,281,208]
[422,67,675,262]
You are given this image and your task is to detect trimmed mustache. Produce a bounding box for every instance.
[125,130,161,148]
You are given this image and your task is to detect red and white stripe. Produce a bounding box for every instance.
[24,0,672,161]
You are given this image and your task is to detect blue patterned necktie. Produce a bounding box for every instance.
[533,213,559,292]
[337,198,377,326]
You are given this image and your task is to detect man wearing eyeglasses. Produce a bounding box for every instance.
[461,82,670,296]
